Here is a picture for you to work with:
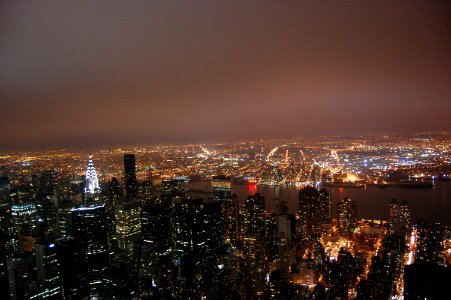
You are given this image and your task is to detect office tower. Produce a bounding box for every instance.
[389,199,411,232]
[56,238,88,299]
[11,202,37,235]
[318,189,331,224]
[33,240,63,298]
[0,204,18,299]
[7,255,30,300]
[222,194,239,247]
[212,176,239,246]
[115,202,142,258]
[160,178,186,207]
[108,177,122,209]
[56,200,75,237]
[84,155,101,203]
[139,203,172,295]
[71,205,108,274]
[141,204,171,258]
[243,193,265,236]
[337,197,357,236]
[124,154,138,200]
[171,197,223,292]
[243,233,266,298]
[415,220,445,266]
[298,187,322,239]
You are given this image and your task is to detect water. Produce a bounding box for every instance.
[189,180,451,225]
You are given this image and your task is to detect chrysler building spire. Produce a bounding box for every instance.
[85,155,100,194]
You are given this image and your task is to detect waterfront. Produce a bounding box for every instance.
[190,180,451,225]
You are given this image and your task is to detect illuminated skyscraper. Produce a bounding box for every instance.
[243,193,265,236]
[212,176,239,246]
[84,156,101,203]
[11,202,37,235]
[124,154,138,200]
[319,189,331,224]
[389,199,410,232]
[243,233,266,298]
[115,202,142,258]
[337,197,357,236]
[298,187,322,239]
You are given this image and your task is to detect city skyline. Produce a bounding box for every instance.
[1,1,450,151]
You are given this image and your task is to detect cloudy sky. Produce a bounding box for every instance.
[1,1,450,151]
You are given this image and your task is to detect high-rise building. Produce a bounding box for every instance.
[243,233,266,298]
[171,197,223,290]
[0,204,18,299]
[11,202,37,235]
[318,189,331,224]
[33,240,63,299]
[55,238,88,299]
[140,204,172,297]
[212,176,239,246]
[243,193,265,236]
[140,204,171,258]
[71,205,108,274]
[124,154,138,200]
[298,187,322,239]
[389,199,411,232]
[337,197,357,236]
[160,178,186,207]
[115,202,142,258]
[84,156,101,203]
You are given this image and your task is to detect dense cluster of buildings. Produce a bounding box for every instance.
[0,145,449,299]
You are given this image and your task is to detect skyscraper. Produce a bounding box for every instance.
[84,155,101,203]
[389,199,411,232]
[298,187,322,239]
[124,154,138,200]
[337,197,357,236]
[71,205,108,274]
[55,238,88,299]
[243,193,265,236]
[33,240,63,299]
[171,197,223,293]
[115,202,141,259]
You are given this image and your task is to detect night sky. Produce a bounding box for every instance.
[1,1,450,151]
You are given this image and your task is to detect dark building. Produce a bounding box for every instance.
[56,238,88,299]
[171,197,223,294]
[124,154,138,200]
[404,262,451,299]
[71,205,108,275]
